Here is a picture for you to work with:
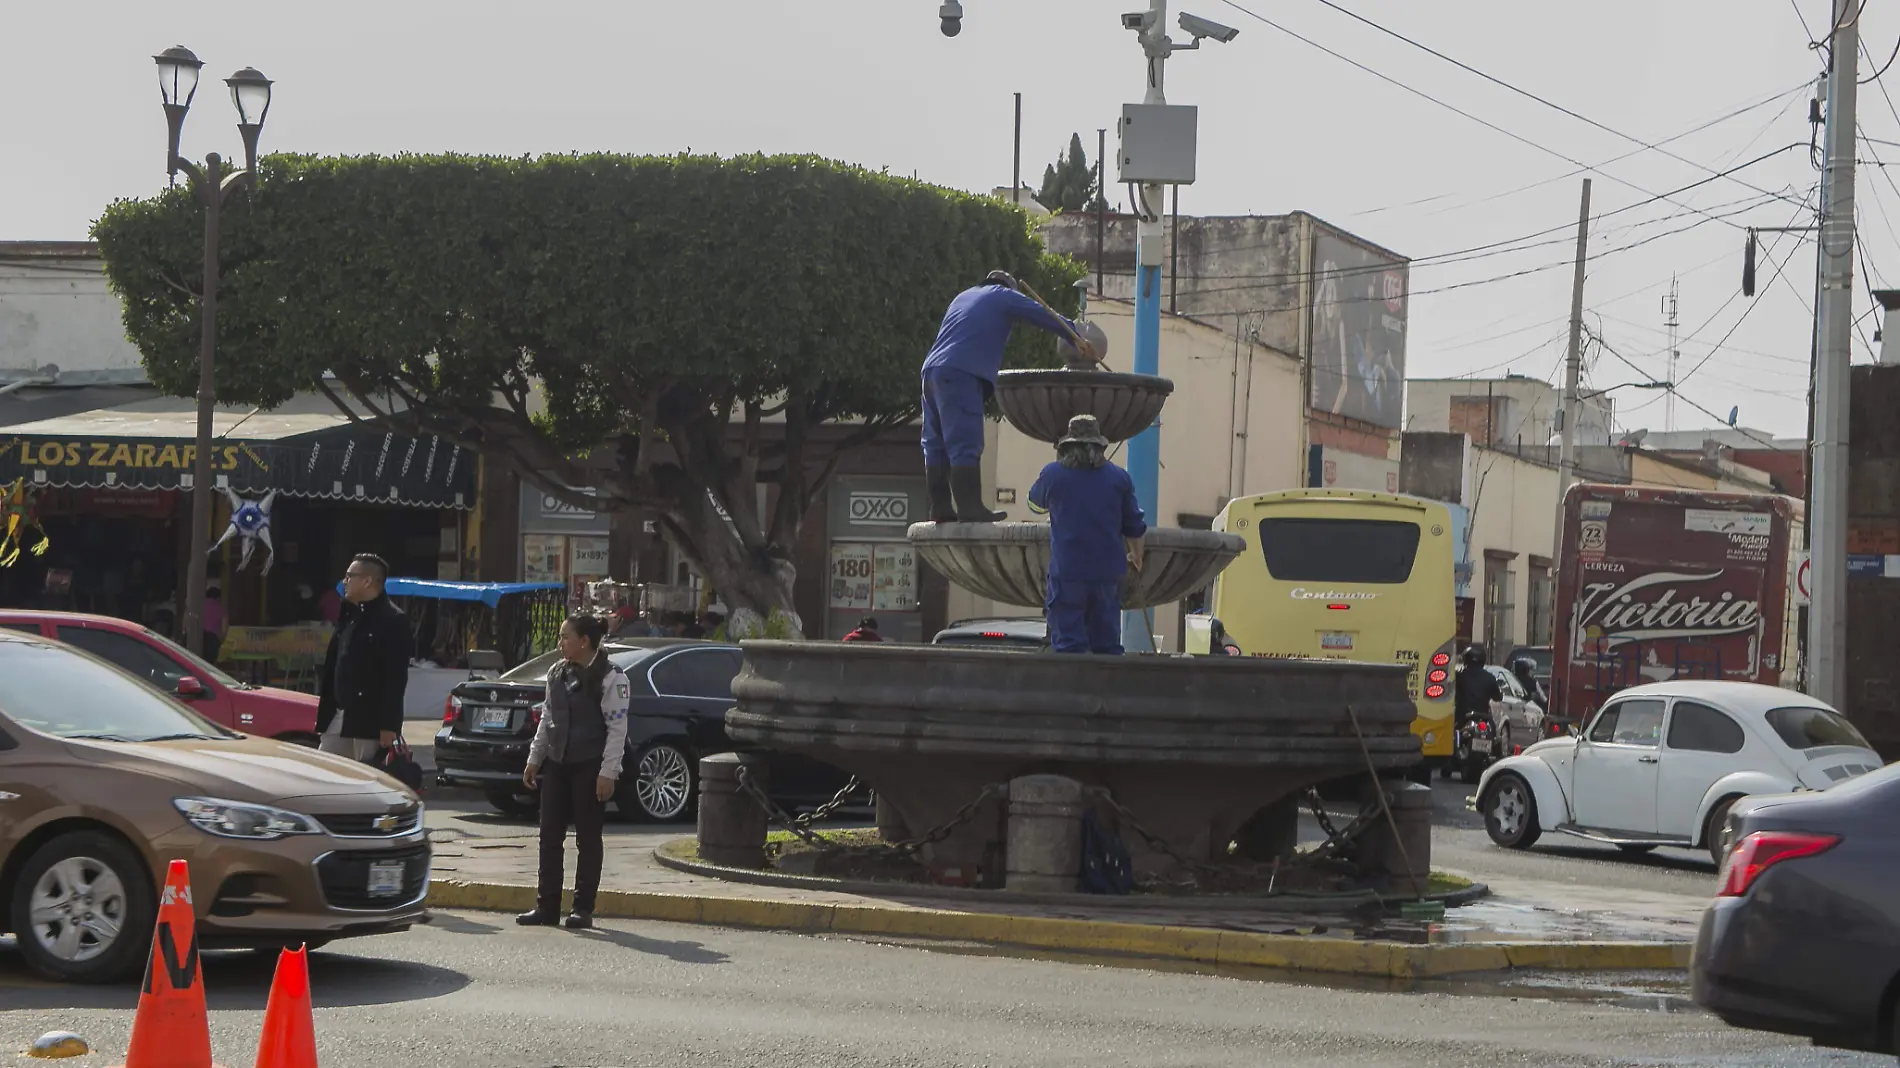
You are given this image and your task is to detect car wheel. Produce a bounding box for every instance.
[1705,796,1741,865]
[8,831,154,984]
[1483,773,1542,850]
[484,785,539,818]
[626,742,696,822]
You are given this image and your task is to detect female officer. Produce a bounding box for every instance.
[517,613,629,929]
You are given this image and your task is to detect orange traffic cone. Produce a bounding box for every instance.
[252,946,317,1068]
[112,859,216,1068]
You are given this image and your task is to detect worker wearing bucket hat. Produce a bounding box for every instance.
[921,271,1097,523]
[1028,415,1147,655]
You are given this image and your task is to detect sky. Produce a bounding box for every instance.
[6,0,1891,440]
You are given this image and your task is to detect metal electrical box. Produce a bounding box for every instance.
[1117,103,1198,185]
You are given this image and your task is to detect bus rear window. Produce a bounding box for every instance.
[1256,518,1421,584]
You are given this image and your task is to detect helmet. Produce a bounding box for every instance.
[1461,644,1486,667]
[1512,657,1536,677]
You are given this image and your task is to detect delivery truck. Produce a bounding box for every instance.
[1550,484,1803,729]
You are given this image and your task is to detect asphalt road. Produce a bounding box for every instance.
[2,910,1883,1068]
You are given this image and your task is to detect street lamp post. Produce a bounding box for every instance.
[153,45,272,657]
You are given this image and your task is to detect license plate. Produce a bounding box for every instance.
[1320,632,1354,651]
[1471,738,1492,755]
[476,707,512,730]
[366,860,405,897]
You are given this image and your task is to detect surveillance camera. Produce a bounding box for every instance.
[1178,12,1240,42]
[940,0,963,36]
[1122,11,1154,30]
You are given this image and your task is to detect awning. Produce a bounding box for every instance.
[0,399,478,509]
[378,578,566,607]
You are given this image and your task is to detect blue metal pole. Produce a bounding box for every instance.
[1122,247,1163,653]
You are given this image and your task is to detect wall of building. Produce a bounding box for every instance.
[0,243,147,385]
[1405,375,1615,449]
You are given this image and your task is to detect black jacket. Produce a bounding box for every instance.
[316,593,413,739]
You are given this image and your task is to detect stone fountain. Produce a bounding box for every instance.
[726,367,1423,885]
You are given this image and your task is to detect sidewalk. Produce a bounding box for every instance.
[421,809,1701,979]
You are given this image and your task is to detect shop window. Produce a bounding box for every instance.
[1482,553,1516,662]
[55,627,190,690]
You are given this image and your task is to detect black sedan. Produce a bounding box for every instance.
[434,638,860,821]
[1692,761,1900,1056]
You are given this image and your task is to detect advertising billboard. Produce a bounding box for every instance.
[1310,232,1408,429]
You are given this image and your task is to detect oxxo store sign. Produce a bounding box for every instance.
[826,476,924,642]
[517,482,612,598]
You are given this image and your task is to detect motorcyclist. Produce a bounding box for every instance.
[1454,644,1502,734]
[1511,656,1548,711]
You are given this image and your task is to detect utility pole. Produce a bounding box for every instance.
[1663,276,1680,432]
[1123,0,1171,654]
[1012,92,1022,205]
[1809,0,1860,708]
[1553,178,1592,560]
[1096,127,1107,294]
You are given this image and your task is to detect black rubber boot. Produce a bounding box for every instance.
[925,464,956,522]
[950,465,1007,522]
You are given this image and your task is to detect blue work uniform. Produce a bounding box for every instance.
[920,284,1079,467]
[1028,460,1148,655]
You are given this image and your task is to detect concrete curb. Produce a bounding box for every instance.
[651,842,1492,913]
[424,878,1690,979]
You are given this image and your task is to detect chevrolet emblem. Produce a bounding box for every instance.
[372,814,400,832]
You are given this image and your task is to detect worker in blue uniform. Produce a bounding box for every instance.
[921,271,1096,522]
[1028,415,1148,655]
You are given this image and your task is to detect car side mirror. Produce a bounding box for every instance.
[175,676,208,700]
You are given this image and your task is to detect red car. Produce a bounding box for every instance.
[0,611,318,743]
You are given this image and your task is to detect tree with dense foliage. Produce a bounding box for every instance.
[1036,134,1107,214]
[93,153,1084,634]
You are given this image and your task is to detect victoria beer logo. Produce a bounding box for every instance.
[1574,568,1761,648]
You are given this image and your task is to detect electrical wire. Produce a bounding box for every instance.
[1259,0,1814,213]
[1345,81,1811,222]
[1207,0,1794,233]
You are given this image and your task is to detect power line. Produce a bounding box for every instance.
[1209,0,1798,233]
[1344,82,1810,221]
[1271,0,1814,213]
[1674,206,1814,388]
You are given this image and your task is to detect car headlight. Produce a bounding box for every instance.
[173,797,321,840]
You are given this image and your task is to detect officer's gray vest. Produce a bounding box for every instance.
[543,663,609,766]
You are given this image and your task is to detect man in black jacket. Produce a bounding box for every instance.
[316,553,412,761]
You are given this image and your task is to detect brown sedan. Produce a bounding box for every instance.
[0,629,429,983]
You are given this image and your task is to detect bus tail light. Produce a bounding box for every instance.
[1424,684,1446,699]
[1431,652,1451,668]
[1426,639,1457,699]
[1427,668,1448,684]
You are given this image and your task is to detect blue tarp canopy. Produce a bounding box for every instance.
[334,578,565,608]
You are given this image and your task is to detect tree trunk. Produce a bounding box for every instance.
[662,489,803,640]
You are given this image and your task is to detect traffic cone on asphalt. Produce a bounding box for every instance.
[112,859,216,1068]
[252,946,317,1068]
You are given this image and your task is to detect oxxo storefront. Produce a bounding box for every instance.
[0,403,477,659]
[823,475,928,642]
[516,481,613,601]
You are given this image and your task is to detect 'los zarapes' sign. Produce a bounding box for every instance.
[2,438,264,473]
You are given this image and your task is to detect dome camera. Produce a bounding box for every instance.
[939,0,963,36]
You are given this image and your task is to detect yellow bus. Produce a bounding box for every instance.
[1192,488,1459,775]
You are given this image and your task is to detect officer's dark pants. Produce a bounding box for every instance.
[537,758,605,915]
[1046,578,1123,655]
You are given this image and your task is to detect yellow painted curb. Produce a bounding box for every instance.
[424,879,1688,979]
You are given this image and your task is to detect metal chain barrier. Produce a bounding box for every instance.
[734,765,1003,859]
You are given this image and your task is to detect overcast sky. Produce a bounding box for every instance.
[7,0,1887,439]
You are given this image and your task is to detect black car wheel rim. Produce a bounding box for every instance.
[637,746,692,819]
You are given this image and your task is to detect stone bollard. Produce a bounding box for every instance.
[697,752,771,868]
[1004,774,1085,893]
[1358,778,1433,887]
[876,792,910,842]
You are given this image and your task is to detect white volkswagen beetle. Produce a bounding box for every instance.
[1475,680,1884,863]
